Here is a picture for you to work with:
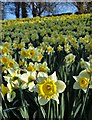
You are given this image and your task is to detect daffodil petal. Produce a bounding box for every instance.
[38,96,49,105]
[89,84,92,89]
[37,72,48,83]
[79,69,90,79]
[73,82,80,89]
[56,80,66,93]
[3,76,10,82]
[32,85,39,92]
[49,72,57,82]
[73,76,79,81]
[52,94,59,104]
[8,69,15,76]
[19,73,29,83]
[28,81,35,91]
[82,88,87,93]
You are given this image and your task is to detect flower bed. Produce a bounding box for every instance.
[0,14,92,120]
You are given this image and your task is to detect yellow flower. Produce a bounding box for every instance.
[7,60,14,68]
[28,47,36,59]
[36,53,43,62]
[2,47,9,54]
[57,45,63,51]
[1,84,9,96]
[73,69,92,93]
[38,78,57,99]
[79,78,89,88]
[64,43,71,53]
[46,46,54,55]
[27,62,35,72]
[20,49,28,58]
[35,62,50,73]
[18,42,25,49]
[34,72,66,105]
[1,56,9,65]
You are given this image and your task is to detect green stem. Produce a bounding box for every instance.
[80,87,89,118]
[1,94,10,119]
[53,100,56,119]
[47,101,51,119]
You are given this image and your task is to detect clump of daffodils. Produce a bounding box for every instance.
[32,72,66,105]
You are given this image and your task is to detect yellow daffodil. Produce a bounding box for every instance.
[27,62,35,72]
[35,62,50,73]
[20,48,28,58]
[64,43,71,53]
[46,46,54,55]
[1,84,9,96]
[34,72,66,105]
[73,69,92,93]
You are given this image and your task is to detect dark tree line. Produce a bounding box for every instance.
[0,2,92,20]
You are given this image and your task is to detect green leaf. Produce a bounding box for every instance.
[40,106,46,119]
[61,93,65,119]
[33,111,37,119]
[19,106,29,119]
[74,103,82,118]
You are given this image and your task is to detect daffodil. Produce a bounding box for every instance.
[57,45,63,51]
[80,58,90,69]
[33,72,66,105]
[73,69,92,93]
[80,56,92,73]
[19,71,36,90]
[20,48,28,58]
[27,63,35,72]
[1,83,16,102]
[35,62,50,73]
[3,68,20,89]
[19,71,36,83]
[65,53,75,65]
[46,46,54,55]
[64,43,71,53]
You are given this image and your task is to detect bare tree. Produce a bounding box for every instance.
[73,2,92,13]
[21,2,27,18]
[30,2,58,17]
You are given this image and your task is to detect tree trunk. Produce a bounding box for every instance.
[15,2,20,18]
[21,2,27,18]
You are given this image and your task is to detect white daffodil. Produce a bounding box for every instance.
[73,69,92,93]
[33,72,66,105]
[3,68,20,89]
[65,53,75,65]
[35,62,50,73]
[19,71,36,83]
[80,58,90,68]
[19,71,36,90]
